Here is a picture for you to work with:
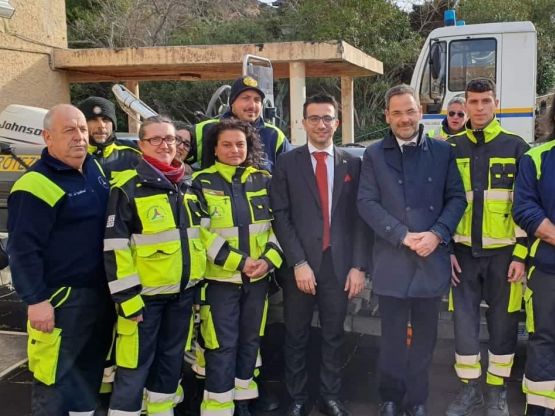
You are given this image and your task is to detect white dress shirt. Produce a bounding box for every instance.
[396,134,418,151]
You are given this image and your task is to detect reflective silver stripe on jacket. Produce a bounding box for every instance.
[131,229,180,246]
[104,238,130,251]
[141,283,181,295]
[109,274,140,294]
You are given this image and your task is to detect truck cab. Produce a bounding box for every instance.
[411,21,537,142]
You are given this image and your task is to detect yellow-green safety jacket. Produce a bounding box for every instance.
[447,118,530,260]
[192,162,283,283]
[190,112,291,172]
[104,159,208,318]
[88,136,141,180]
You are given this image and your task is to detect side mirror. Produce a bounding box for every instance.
[430,42,443,80]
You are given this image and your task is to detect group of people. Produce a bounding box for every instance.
[5,74,555,416]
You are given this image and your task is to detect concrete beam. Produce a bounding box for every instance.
[341,76,354,144]
[124,81,140,134]
[289,62,306,145]
[53,41,383,83]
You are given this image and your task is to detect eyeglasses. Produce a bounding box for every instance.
[176,138,191,150]
[305,115,336,126]
[448,111,465,118]
[141,135,177,146]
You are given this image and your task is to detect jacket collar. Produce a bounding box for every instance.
[135,158,182,189]
[465,117,502,144]
[383,124,427,150]
[42,147,91,172]
[207,161,259,184]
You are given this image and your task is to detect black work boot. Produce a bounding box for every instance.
[445,380,484,416]
[526,404,555,416]
[234,400,252,416]
[486,385,509,416]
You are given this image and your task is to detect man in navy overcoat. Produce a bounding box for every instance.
[357,85,467,416]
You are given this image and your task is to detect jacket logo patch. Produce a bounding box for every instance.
[344,174,352,183]
[106,214,115,228]
[210,206,223,218]
[147,206,166,222]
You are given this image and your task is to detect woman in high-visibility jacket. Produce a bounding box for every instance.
[103,116,207,416]
[194,118,283,416]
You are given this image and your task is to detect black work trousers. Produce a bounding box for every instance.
[283,249,348,402]
[31,286,114,416]
[378,295,441,407]
[109,290,194,413]
[204,278,269,396]
[524,268,555,406]
[452,248,519,361]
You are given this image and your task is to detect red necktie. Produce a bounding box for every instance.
[313,151,330,250]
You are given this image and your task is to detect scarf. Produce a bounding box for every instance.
[143,154,185,184]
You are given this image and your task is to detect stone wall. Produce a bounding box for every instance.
[0,0,69,111]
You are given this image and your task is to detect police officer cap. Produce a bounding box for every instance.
[78,96,117,130]
[229,76,265,106]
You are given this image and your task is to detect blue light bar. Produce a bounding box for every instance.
[444,9,456,26]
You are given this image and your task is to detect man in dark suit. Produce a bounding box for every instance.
[357,85,467,416]
[271,94,369,416]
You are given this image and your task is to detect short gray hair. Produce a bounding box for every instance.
[447,96,466,107]
[385,84,419,110]
[43,104,82,130]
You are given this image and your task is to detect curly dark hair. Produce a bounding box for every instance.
[203,119,265,168]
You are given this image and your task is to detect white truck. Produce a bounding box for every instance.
[410,20,537,143]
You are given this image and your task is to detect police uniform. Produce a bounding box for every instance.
[8,149,114,416]
[193,162,283,416]
[513,140,555,415]
[446,118,530,415]
[103,159,207,416]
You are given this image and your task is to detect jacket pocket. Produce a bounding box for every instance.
[199,305,219,350]
[135,240,182,287]
[484,200,514,240]
[189,239,207,281]
[204,193,234,228]
[507,282,523,312]
[490,162,516,190]
[248,194,273,223]
[27,322,62,385]
[523,287,534,333]
[115,316,139,369]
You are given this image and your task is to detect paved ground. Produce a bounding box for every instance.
[0,325,527,416]
[0,285,527,416]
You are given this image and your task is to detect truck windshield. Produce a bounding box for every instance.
[449,38,497,91]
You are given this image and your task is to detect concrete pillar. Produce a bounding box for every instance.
[124,81,141,134]
[341,76,354,144]
[289,62,306,145]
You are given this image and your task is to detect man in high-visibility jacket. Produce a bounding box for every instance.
[428,96,467,140]
[78,96,141,178]
[513,140,555,416]
[104,116,207,416]
[189,75,292,173]
[445,78,530,416]
[8,104,114,415]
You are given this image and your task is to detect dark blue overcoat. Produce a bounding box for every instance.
[357,128,466,298]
